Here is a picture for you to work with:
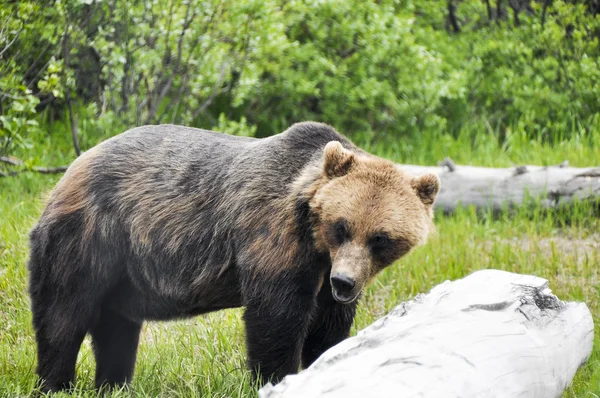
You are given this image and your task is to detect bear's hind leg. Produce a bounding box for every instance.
[91,307,142,389]
[30,267,99,391]
[31,288,98,392]
[33,323,87,393]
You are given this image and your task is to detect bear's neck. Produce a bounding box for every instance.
[289,157,330,254]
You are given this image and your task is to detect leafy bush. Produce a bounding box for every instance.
[0,0,599,158]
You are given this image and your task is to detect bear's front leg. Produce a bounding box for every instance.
[301,278,357,368]
[243,277,317,385]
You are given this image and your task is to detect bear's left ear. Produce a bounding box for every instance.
[411,173,441,206]
[323,141,356,178]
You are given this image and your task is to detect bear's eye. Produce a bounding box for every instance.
[369,233,390,249]
[370,235,412,267]
[332,219,350,245]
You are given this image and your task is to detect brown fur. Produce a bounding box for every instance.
[43,150,95,219]
[28,123,439,392]
[305,141,439,298]
[41,146,102,245]
[244,212,304,276]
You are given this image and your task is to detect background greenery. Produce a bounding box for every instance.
[1,0,600,396]
[2,0,600,157]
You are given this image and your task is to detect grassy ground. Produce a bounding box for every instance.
[1,125,600,397]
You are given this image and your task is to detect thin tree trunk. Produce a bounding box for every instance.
[509,0,520,26]
[496,0,504,23]
[484,0,493,22]
[447,0,461,33]
[541,0,552,29]
[61,19,81,156]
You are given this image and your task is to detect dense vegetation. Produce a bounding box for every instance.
[1,0,600,161]
[1,0,600,396]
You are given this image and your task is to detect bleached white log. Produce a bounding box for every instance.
[259,270,594,398]
[397,161,600,213]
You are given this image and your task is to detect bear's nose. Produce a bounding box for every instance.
[331,273,356,293]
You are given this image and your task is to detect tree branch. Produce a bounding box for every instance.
[62,18,81,156]
[0,156,22,166]
[0,14,30,59]
[0,166,69,177]
[191,61,229,120]
[145,1,200,124]
[31,165,69,174]
[67,104,81,156]
[0,156,68,177]
[0,91,27,100]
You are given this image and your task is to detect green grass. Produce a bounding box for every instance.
[1,123,600,397]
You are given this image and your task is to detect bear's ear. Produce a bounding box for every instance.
[322,141,355,178]
[411,173,441,206]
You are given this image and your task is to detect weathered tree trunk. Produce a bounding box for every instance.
[259,270,594,398]
[397,160,600,213]
[3,153,600,215]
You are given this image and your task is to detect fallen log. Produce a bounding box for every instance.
[398,160,600,213]
[259,270,594,398]
[4,150,598,213]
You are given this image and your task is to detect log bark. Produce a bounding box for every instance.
[259,270,594,398]
[397,161,600,213]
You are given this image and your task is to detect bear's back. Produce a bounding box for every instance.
[41,122,354,249]
[97,122,354,198]
[91,122,352,183]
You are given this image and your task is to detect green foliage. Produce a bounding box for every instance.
[247,0,455,138]
[212,114,257,137]
[0,3,40,156]
[446,0,600,143]
[1,0,600,155]
[86,0,291,126]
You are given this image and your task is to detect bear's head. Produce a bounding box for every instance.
[310,141,440,304]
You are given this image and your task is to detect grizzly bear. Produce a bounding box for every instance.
[28,122,440,392]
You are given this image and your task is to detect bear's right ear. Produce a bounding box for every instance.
[323,141,355,178]
[411,173,441,206]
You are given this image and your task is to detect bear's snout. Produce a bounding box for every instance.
[331,273,358,304]
[330,243,371,304]
[331,273,355,292]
